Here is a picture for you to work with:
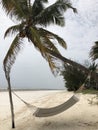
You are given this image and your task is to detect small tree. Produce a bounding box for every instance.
[61,64,87,91]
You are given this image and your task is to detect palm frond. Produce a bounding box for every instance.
[41,36,60,53]
[1,0,14,14]
[45,48,63,75]
[44,49,61,75]
[90,41,98,61]
[10,0,30,20]
[29,27,62,74]
[34,0,77,26]
[32,0,48,17]
[29,26,47,57]
[4,23,24,38]
[47,55,60,74]
[1,0,30,20]
[36,28,60,54]
[39,28,67,49]
[3,34,24,79]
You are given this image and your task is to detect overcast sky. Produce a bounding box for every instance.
[0,0,98,90]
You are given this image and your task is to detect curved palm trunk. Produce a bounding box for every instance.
[7,77,15,128]
[46,49,98,80]
[47,49,89,72]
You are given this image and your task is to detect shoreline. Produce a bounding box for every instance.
[0,88,66,92]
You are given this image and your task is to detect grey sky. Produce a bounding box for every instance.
[0,0,98,89]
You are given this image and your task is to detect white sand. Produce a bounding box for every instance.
[0,90,98,130]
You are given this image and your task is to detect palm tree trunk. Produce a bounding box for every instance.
[7,77,15,128]
[46,49,98,80]
[46,49,89,72]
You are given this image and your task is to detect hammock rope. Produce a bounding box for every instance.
[12,91,37,110]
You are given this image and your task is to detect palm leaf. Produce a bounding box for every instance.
[29,26,49,59]
[35,28,60,53]
[4,23,24,38]
[39,28,67,49]
[47,55,60,74]
[10,0,30,20]
[29,27,62,74]
[45,49,63,75]
[1,0,30,20]
[3,34,24,79]
[90,41,98,61]
[34,0,77,26]
[1,0,14,14]
[32,0,48,17]
[40,36,60,54]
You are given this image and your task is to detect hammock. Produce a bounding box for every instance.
[33,95,79,117]
[12,91,79,117]
[12,72,91,117]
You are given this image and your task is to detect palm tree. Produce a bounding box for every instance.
[1,0,77,128]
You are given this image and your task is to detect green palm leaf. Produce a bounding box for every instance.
[1,0,30,20]
[39,28,67,49]
[29,27,61,73]
[3,35,24,79]
[90,41,98,61]
[34,0,77,26]
[1,0,14,14]
[47,55,60,74]
[40,35,60,54]
[29,27,46,56]
[10,0,30,20]
[32,0,48,17]
[4,23,24,38]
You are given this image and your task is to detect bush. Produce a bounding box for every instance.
[61,64,87,91]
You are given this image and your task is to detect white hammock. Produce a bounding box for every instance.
[12,91,79,117]
[33,95,79,117]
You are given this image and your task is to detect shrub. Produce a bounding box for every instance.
[61,64,87,91]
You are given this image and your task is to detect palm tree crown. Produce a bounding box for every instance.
[1,0,76,79]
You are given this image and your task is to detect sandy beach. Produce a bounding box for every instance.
[0,90,98,130]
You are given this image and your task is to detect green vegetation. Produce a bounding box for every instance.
[61,61,98,91]
[81,88,98,94]
[61,64,87,91]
